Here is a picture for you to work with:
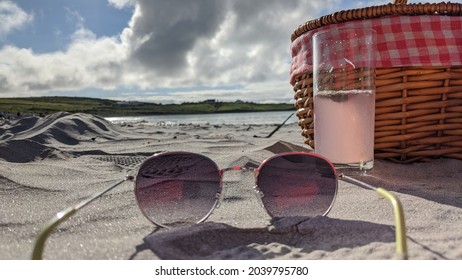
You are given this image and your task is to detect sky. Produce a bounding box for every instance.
[1,0,459,104]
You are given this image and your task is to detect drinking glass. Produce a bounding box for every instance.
[313,28,376,174]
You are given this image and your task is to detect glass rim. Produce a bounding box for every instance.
[312,27,377,39]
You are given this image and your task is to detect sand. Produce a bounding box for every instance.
[0,112,461,260]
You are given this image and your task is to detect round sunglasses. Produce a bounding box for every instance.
[134,151,338,228]
[32,151,407,259]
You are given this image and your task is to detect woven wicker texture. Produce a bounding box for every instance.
[291,1,462,162]
[291,1,462,42]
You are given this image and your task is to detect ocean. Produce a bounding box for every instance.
[105,110,297,126]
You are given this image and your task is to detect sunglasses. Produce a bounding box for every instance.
[32,151,407,259]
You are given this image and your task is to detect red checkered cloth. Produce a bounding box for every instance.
[290,15,462,84]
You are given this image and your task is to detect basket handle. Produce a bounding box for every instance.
[393,0,407,4]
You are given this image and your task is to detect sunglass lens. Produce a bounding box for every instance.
[257,153,337,219]
[134,152,221,227]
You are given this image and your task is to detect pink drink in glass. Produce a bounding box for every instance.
[314,89,375,171]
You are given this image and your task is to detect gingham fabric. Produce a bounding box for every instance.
[311,28,375,72]
[290,15,462,84]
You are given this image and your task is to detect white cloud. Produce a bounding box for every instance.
[0,34,127,93]
[108,0,135,9]
[71,26,97,42]
[0,0,33,38]
[120,0,337,89]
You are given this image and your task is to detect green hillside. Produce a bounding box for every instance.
[0,97,294,117]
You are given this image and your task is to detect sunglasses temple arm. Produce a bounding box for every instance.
[375,187,408,260]
[31,177,133,260]
[339,175,408,260]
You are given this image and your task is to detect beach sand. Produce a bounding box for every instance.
[0,112,461,260]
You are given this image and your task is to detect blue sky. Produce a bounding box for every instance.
[1,0,458,103]
[5,0,132,53]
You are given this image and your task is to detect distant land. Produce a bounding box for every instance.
[0,96,294,117]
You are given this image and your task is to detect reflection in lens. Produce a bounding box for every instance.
[134,152,221,227]
[257,153,337,219]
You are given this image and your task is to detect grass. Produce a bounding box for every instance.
[0,97,294,117]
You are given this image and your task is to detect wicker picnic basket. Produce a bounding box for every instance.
[291,0,462,162]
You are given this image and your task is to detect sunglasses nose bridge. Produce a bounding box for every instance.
[221,166,245,173]
[216,166,258,208]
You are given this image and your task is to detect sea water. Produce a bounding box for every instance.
[314,90,375,171]
[106,111,296,126]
